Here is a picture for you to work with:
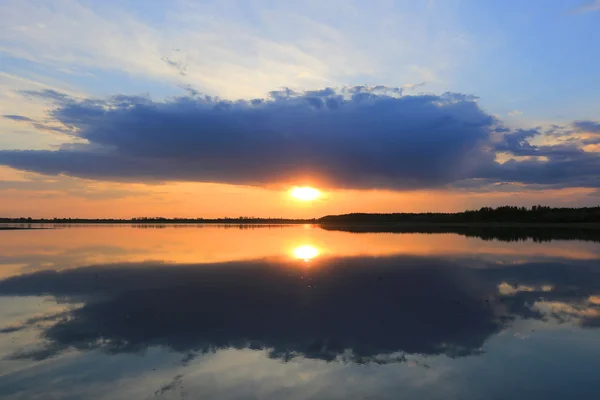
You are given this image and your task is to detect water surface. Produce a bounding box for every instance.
[1,225,599,399]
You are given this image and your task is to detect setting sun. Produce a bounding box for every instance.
[293,245,319,261]
[290,187,321,201]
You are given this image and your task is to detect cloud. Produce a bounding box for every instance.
[480,125,600,188]
[19,89,73,104]
[0,0,470,99]
[574,121,600,133]
[160,55,188,76]
[1,86,599,191]
[507,110,523,117]
[3,114,34,122]
[572,0,600,13]
[0,87,499,190]
[482,155,600,188]
[0,172,145,200]
[3,104,79,137]
[572,121,600,145]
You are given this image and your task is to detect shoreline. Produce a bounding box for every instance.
[2,221,600,229]
[318,222,600,229]
[0,227,51,230]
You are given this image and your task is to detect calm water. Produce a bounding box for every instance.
[1,225,600,399]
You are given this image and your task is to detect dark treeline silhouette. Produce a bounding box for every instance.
[0,216,316,224]
[317,205,600,242]
[319,205,600,224]
[131,224,295,230]
[321,225,600,243]
[1,206,600,225]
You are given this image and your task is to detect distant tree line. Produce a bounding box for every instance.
[318,205,600,224]
[0,216,315,224]
[2,206,600,224]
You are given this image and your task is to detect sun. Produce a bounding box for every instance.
[290,186,321,201]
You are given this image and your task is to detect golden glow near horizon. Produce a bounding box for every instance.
[293,245,319,261]
[290,186,321,201]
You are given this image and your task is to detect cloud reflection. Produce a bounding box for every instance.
[0,254,598,364]
[0,256,502,362]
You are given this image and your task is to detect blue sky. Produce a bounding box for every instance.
[2,0,598,123]
[0,0,599,216]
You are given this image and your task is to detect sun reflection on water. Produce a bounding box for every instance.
[293,245,319,261]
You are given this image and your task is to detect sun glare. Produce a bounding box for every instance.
[290,186,321,201]
[293,245,319,261]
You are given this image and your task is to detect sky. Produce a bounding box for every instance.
[0,0,599,218]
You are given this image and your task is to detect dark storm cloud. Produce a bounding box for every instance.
[0,87,498,189]
[494,128,540,156]
[1,86,599,190]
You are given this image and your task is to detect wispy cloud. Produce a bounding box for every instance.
[572,0,600,14]
[0,0,470,99]
[3,115,34,122]
[0,169,147,200]
[0,72,86,150]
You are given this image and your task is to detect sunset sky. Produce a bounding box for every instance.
[1,0,599,218]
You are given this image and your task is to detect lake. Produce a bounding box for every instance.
[1,224,600,399]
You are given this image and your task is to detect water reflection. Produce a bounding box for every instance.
[293,245,319,261]
[1,225,600,399]
[1,255,599,362]
[321,224,600,243]
[1,225,599,280]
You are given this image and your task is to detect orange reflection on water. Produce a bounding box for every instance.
[1,224,600,280]
[293,245,319,261]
